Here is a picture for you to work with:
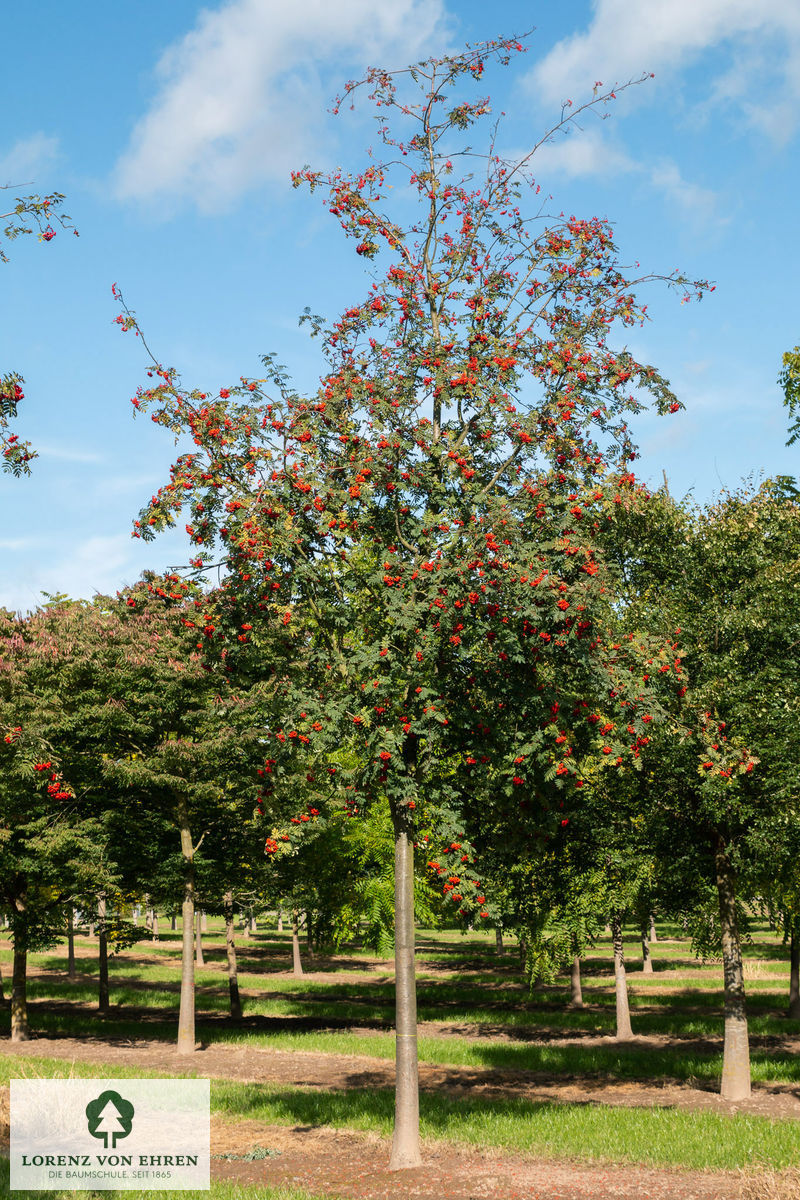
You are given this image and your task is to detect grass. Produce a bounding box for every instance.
[3,918,800,1175]
[212,1084,800,1170]
[0,1054,798,1171]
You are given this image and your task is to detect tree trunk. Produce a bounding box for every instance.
[714,836,751,1100]
[277,910,284,933]
[224,891,242,1019]
[649,914,658,943]
[151,910,159,942]
[171,914,177,932]
[291,910,304,976]
[67,908,77,981]
[250,913,257,934]
[389,800,421,1170]
[11,888,30,1041]
[88,921,95,938]
[97,894,110,1015]
[641,925,653,974]
[611,913,633,1041]
[177,797,196,1055]
[569,954,584,1007]
[201,910,208,934]
[788,927,800,1019]
[495,927,503,951]
[195,909,204,966]
[306,912,315,959]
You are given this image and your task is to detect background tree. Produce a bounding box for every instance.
[606,479,797,1100]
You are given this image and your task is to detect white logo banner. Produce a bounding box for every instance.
[10,1079,210,1190]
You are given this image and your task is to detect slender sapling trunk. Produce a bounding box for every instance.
[495,927,503,951]
[224,891,242,1019]
[714,836,751,1100]
[788,927,800,1019]
[388,798,421,1170]
[97,894,110,1014]
[569,954,584,1007]
[195,910,204,966]
[649,915,658,943]
[291,910,304,976]
[11,888,30,1041]
[611,913,633,1041]
[67,908,76,981]
[177,797,196,1055]
[641,925,653,974]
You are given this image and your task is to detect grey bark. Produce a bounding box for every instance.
[224,891,242,1019]
[277,910,284,933]
[201,910,208,934]
[788,928,800,1019]
[641,926,653,973]
[291,910,304,976]
[151,909,159,942]
[11,887,29,1041]
[569,954,584,1007]
[714,837,751,1099]
[67,907,76,981]
[171,914,177,932]
[495,927,503,951]
[177,797,196,1055]
[97,894,110,1014]
[611,913,633,1041]
[389,799,422,1170]
[195,909,204,965]
[649,915,658,943]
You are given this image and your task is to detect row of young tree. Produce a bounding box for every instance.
[4,35,800,1169]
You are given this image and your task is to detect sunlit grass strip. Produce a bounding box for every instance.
[1,1054,798,1169]
[16,1007,800,1084]
[211,1081,800,1171]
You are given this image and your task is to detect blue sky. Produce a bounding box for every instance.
[2,0,799,613]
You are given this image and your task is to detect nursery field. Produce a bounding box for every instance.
[1,920,799,1200]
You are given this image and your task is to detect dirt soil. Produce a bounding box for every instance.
[1,1033,797,1199]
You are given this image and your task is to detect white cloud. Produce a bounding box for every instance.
[115,0,449,211]
[0,134,60,187]
[529,0,800,139]
[649,160,723,225]
[519,127,633,182]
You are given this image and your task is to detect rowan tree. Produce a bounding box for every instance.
[118,36,736,1164]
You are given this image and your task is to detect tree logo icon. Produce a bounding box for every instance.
[85,1090,135,1148]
